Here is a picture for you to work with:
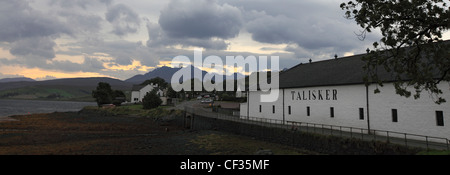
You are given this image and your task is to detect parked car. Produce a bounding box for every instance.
[197,96,203,100]
[201,98,213,104]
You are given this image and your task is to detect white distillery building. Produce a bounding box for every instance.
[240,52,449,141]
[131,83,166,104]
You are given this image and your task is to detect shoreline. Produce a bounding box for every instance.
[0,116,18,122]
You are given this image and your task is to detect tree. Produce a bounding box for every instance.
[166,85,177,98]
[112,90,126,106]
[141,77,168,89]
[142,90,162,109]
[92,82,113,107]
[92,82,126,107]
[340,0,449,104]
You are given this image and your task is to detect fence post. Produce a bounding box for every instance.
[350,128,353,138]
[386,131,390,143]
[404,133,408,147]
[183,110,186,128]
[373,130,376,141]
[425,136,429,151]
[361,129,364,140]
[313,124,316,133]
[447,139,449,151]
[306,123,309,133]
[191,114,195,130]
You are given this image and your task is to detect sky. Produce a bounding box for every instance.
[0,0,449,81]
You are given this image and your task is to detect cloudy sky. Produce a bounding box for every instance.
[0,0,448,81]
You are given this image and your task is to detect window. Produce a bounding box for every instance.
[288,106,291,115]
[272,105,275,114]
[359,108,364,120]
[392,109,398,122]
[330,107,334,118]
[259,105,262,113]
[307,106,310,116]
[436,111,444,126]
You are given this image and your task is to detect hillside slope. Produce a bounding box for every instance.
[0,77,133,102]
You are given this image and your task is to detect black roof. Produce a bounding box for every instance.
[279,54,377,88]
[131,84,146,91]
[279,40,450,89]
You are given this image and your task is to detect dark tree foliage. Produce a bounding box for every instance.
[92,82,113,107]
[141,77,168,89]
[341,0,449,104]
[167,85,177,98]
[92,82,126,107]
[112,90,126,106]
[142,90,162,109]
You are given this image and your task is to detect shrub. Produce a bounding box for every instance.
[142,91,162,109]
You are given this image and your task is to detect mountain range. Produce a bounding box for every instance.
[0,66,246,101]
[0,77,35,83]
[125,66,245,84]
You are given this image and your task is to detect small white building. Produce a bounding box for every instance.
[131,83,158,103]
[240,51,450,141]
[235,87,247,98]
[131,83,169,105]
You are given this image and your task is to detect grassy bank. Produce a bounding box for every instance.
[81,104,183,119]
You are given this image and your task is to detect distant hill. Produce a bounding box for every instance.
[0,77,35,83]
[0,77,133,102]
[125,66,183,84]
[125,66,244,84]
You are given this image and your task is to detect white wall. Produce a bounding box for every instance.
[241,83,450,140]
[131,84,157,102]
[368,83,450,139]
[139,85,154,101]
[131,91,140,102]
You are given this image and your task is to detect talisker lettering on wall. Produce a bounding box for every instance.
[291,89,337,101]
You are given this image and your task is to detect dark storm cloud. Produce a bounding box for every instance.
[158,0,243,40]
[241,3,360,51]
[146,21,229,50]
[105,3,141,36]
[48,0,112,9]
[224,0,380,58]
[50,56,106,72]
[57,11,103,34]
[0,0,386,79]
[0,0,71,43]
[9,37,57,59]
[0,54,106,73]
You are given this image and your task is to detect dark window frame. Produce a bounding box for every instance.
[436,111,444,126]
[359,108,364,120]
[392,109,398,122]
[330,107,334,118]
